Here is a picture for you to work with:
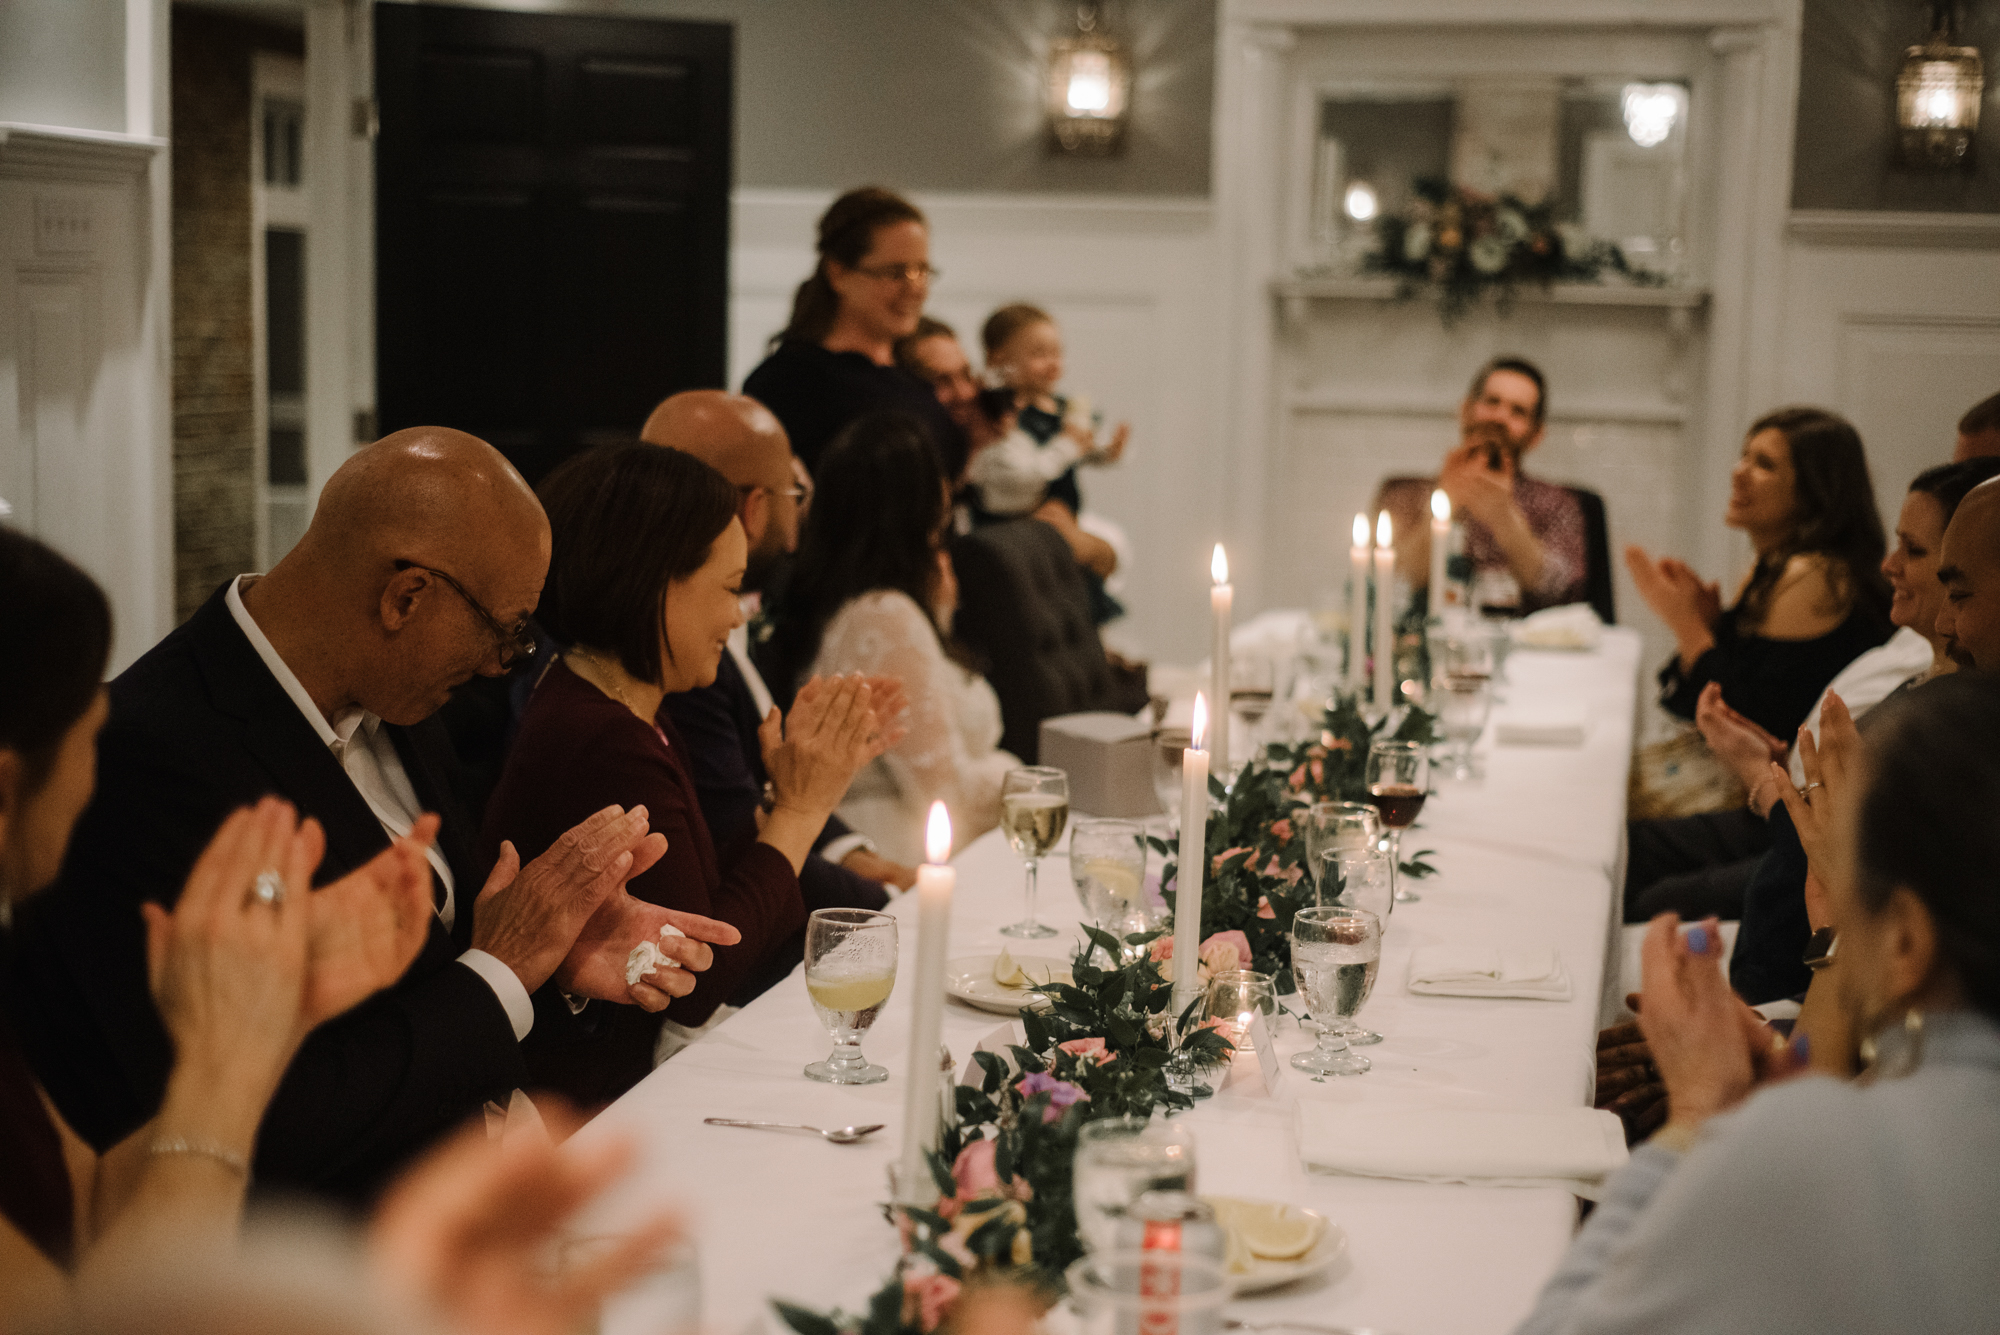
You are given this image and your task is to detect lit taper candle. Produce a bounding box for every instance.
[1348,513,1370,692]
[1209,544,1232,780]
[1374,510,1396,711]
[895,802,954,1203]
[1173,694,1211,1020]
[1429,489,1451,623]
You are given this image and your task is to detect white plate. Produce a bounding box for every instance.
[944,954,1072,1014]
[1206,1198,1348,1295]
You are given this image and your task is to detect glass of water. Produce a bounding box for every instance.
[1066,1251,1229,1335]
[1289,905,1382,1078]
[1072,1117,1196,1255]
[1432,671,1493,780]
[1000,766,1069,939]
[1070,818,1149,956]
[1303,800,1381,904]
[1151,727,1192,827]
[802,908,897,1084]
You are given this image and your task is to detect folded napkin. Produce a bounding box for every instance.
[1495,704,1588,747]
[1512,603,1603,651]
[1407,945,1571,1000]
[1296,1101,1628,1194]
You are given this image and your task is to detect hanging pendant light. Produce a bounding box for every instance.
[1896,1,1984,170]
[1047,4,1130,156]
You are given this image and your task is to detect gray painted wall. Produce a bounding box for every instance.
[383,0,1214,194]
[1794,0,2000,211]
[0,0,126,132]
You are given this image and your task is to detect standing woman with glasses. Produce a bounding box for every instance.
[742,186,968,480]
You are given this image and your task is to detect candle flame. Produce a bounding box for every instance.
[1377,510,1394,547]
[925,800,952,865]
[1191,692,1208,751]
[1431,489,1450,522]
[1352,513,1370,548]
[1211,543,1229,585]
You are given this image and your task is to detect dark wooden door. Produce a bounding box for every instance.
[375,3,730,484]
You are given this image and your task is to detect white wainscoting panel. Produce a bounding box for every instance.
[731,189,1224,664]
[0,123,170,672]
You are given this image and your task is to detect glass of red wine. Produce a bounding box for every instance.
[1366,739,1429,904]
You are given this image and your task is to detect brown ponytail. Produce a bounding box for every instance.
[773,186,926,349]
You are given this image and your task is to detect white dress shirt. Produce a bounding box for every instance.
[1787,625,1935,785]
[226,576,534,1039]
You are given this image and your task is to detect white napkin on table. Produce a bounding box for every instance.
[1407,945,1571,1000]
[1512,603,1603,651]
[1495,703,1589,747]
[1296,1101,1628,1194]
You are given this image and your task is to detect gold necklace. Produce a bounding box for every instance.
[568,647,642,716]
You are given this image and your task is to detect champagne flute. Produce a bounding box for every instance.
[802,908,897,1084]
[1302,800,1381,905]
[1069,818,1149,959]
[1366,738,1429,904]
[1289,905,1381,1077]
[1000,766,1069,939]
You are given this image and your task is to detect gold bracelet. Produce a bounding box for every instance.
[149,1137,250,1179]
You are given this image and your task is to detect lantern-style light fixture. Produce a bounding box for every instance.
[1897,1,1984,170]
[1047,4,1130,156]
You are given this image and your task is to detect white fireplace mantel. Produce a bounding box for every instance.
[1211,0,1803,668]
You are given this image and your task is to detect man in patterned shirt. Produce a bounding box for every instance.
[1383,356,1588,614]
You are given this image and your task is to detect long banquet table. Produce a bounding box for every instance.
[573,629,1643,1335]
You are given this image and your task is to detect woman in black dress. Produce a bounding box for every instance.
[741,187,965,480]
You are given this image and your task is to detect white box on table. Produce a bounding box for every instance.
[1037,712,1159,818]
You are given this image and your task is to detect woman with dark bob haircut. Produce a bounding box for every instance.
[763,411,1017,864]
[0,529,431,1314]
[1629,407,1895,743]
[482,443,886,1097]
[1516,672,2000,1334]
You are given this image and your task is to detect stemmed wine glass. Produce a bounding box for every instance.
[1289,905,1382,1077]
[1366,739,1429,904]
[1322,848,1392,1045]
[1432,672,1492,781]
[1000,766,1069,939]
[1150,727,1192,833]
[1070,818,1149,960]
[1302,800,1381,906]
[802,908,898,1084]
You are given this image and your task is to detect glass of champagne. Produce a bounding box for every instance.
[1071,1117,1196,1255]
[1302,800,1381,905]
[1366,738,1429,904]
[802,908,897,1084]
[1000,766,1069,939]
[1069,818,1149,958]
[1289,905,1382,1077]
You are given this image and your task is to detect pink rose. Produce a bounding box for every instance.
[1148,935,1174,963]
[1283,864,1305,885]
[1059,1036,1114,1065]
[1256,895,1276,920]
[905,1274,962,1334]
[1200,930,1252,975]
[952,1138,999,1198]
[1269,818,1294,843]
[1264,855,1285,877]
[1287,765,1307,790]
[1310,758,1325,784]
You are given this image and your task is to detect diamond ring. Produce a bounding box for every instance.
[250,870,286,908]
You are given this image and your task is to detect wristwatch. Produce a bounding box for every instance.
[1802,926,1840,972]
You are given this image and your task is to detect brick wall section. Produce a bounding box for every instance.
[169,7,300,622]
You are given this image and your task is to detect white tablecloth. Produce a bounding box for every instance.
[573,630,1642,1335]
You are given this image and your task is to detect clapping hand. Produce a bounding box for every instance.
[761,674,884,821]
[1625,545,1722,637]
[301,813,438,1027]
[1694,682,1789,794]
[1772,691,1863,891]
[554,896,742,1012]
[1595,994,1668,1143]
[1639,915,1808,1134]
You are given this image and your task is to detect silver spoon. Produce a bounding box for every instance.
[1225,1323,1393,1335]
[703,1118,884,1144]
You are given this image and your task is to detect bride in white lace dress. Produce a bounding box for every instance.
[770,411,1018,863]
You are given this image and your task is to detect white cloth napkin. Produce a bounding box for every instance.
[1407,945,1572,1000]
[1495,703,1589,747]
[1296,1101,1628,1194]
[1512,603,1603,651]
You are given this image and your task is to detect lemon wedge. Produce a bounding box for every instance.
[1206,1198,1326,1264]
[993,949,1027,988]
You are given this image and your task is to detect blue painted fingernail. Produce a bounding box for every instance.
[1687,926,1710,955]
[1793,1033,1811,1062]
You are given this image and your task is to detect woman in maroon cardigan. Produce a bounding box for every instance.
[483,444,884,1103]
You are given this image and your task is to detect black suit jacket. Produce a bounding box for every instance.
[8,585,525,1202]
[659,650,889,923]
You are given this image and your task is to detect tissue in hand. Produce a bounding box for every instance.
[625,921,688,986]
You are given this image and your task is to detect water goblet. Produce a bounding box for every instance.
[1366,739,1429,904]
[1070,818,1149,959]
[1000,766,1069,939]
[1322,848,1392,1045]
[1071,1117,1197,1255]
[802,908,897,1084]
[1150,727,1192,827]
[1066,1252,1230,1335]
[1433,671,1493,780]
[1302,800,1381,904]
[1289,905,1382,1077]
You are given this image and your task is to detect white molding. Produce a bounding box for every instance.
[1284,391,1691,426]
[1787,210,2000,251]
[1272,277,1710,307]
[0,124,165,183]
[1223,0,1783,26]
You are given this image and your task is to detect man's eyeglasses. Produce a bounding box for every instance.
[739,464,815,509]
[852,261,939,286]
[393,560,538,668]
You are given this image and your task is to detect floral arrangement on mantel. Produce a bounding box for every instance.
[773,931,1240,1335]
[1338,177,1665,323]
